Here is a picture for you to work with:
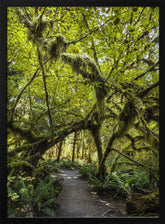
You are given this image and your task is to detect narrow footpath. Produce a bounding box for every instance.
[54,169,126,218]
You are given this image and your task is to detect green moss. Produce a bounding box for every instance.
[126,191,159,216]
[43,34,68,60]
[8,160,35,176]
[55,34,66,45]
[61,53,84,73]
[140,191,159,205]
[126,200,138,215]
[8,160,34,169]
[61,53,99,76]
[28,16,48,41]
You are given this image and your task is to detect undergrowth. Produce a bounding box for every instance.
[79,163,159,216]
[8,158,158,217]
[79,163,157,198]
[7,159,63,217]
[57,159,81,170]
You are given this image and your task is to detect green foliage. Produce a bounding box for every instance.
[79,163,97,179]
[7,6,159,217]
[103,172,128,198]
[79,164,128,198]
[7,159,63,217]
[57,159,81,170]
[80,165,151,200]
[34,159,61,179]
[101,169,148,198]
[140,190,159,209]
[126,190,159,216]
[87,172,128,198]
[121,170,150,193]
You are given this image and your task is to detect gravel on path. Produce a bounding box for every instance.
[54,169,126,218]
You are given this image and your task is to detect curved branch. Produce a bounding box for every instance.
[134,61,159,81]
[111,148,155,171]
[138,81,159,98]
[8,123,42,142]
[10,68,40,123]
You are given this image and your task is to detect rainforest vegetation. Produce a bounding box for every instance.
[7,6,159,217]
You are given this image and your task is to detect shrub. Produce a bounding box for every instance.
[119,169,150,194]
[79,164,127,198]
[7,159,63,217]
[102,172,128,198]
[34,159,61,180]
[58,159,81,170]
[126,190,159,216]
[79,163,97,179]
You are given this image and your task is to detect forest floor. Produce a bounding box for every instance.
[54,169,127,218]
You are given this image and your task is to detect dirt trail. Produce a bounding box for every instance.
[54,169,126,218]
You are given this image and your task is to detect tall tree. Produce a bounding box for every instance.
[7,7,159,179]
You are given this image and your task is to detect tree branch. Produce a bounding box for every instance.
[67,9,129,46]
[137,81,159,98]
[111,148,155,171]
[81,9,102,74]
[134,61,159,81]
[10,68,40,124]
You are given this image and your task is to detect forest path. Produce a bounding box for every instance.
[54,169,126,218]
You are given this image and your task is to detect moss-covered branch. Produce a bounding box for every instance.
[8,123,43,142]
[98,96,145,179]
[111,148,155,171]
[137,81,159,98]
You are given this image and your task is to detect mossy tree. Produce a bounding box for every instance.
[7,7,159,180]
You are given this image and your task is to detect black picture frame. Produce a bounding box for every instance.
[0,0,164,224]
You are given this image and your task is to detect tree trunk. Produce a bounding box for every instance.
[81,130,85,159]
[81,140,84,159]
[57,141,63,161]
[91,125,103,167]
[72,132,77,162]
[87,145,92,163]
[90,125,107,180]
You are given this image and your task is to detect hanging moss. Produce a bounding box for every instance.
[55,34,67,45]
[8,160,35,176]
[133,97,144,119]
[61,53,99,76]
[42,34,67,60]
[61,53,84,73]
[116,95,146,137]
[8,160,34,169]
[94,99,105,124]
[116,100,137,136]
[27,15,48,41]
[49,38,60,59]
[119,101,136,122]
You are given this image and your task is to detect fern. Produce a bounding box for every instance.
[33,178,56,204]
[42,198,56,207]
[41,207,55,217]
[19,187,30,202]
[8,159,63,217]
